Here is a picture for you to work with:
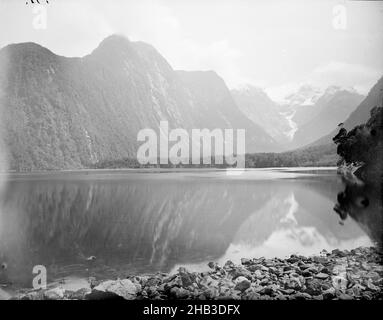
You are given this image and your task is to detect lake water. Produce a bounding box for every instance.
[0,168,381,289]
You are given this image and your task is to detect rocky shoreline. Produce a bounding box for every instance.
[12,247,383,300]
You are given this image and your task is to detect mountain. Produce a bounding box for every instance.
[283,85,325,129]
[264,78,383,168]
[284,84,323,107]
[291,86,365,148]
[176,71,280,153]
[312,76,383,147]
[231,84,364,149]
[0,35,279,171]
[231,86,292,145]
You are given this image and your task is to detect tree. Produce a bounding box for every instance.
[333,106,383,182]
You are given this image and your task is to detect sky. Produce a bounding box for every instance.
[0,0,382,101]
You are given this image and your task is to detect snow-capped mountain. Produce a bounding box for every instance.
[312,76,383,147]
[291,86,365,148]
[283,84,324,107]
[231,86,292,145]
[231,84,365,149]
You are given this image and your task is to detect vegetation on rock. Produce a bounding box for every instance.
[333,106,383,182]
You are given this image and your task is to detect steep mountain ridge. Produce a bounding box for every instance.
[177,74,279,152]
[0,35,279,171]
[0,35,377,171]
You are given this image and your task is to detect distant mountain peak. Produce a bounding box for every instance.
[96,35,161,55]
[284,84,323,106]
[323,85,357,95]
[90,35,173,72]
[90,34,136,58]
[98,34,131,46]
[283,84,360,108]
[311,75,383,147]
[231,84,275,103]
[0,41,56,59]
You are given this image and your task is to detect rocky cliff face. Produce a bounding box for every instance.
[0,35,279,171]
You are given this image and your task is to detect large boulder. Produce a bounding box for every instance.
[87,279,138,300]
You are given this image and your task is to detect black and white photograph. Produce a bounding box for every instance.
[0,0,382,314]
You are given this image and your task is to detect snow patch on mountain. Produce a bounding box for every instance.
[284,85,324,106]
[280,109,298,141]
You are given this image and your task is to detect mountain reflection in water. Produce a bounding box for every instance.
[0,169,379,288]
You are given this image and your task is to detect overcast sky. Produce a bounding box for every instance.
[0,0,382,101]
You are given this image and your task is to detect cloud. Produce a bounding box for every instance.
[1,0,382,97]
[265,83,304,103]
[172,39,247,87]
[311,61,381,94]
[265,61,382,102]
[46,1,114,57]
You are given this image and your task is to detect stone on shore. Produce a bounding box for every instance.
[234,277,251,292]
[87,279,138,300]
[10,246,383,301]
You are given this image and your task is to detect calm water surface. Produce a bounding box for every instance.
[0,168,381,289]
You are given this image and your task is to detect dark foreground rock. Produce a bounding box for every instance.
[12,247,383,300]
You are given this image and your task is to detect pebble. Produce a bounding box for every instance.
[234,277,251,292]
[11,246,382,300]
